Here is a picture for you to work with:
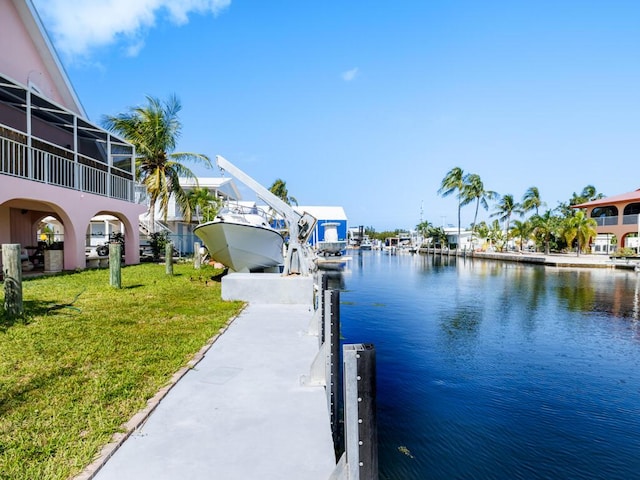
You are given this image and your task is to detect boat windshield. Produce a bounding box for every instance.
[220,204,272,221]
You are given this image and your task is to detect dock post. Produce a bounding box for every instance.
[194,242,201,269]
[341,343,378,480]
[2,244,23,317]
[109,242,122,289]
[165,242,173,275]
[326,289,342,453]
[319,272,328,347]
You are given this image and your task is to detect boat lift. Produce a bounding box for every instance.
[216,155,317,276]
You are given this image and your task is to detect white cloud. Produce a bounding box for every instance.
[32,0,231,59]
[341,67,359,82]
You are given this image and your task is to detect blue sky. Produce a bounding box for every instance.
[33,0,640,231]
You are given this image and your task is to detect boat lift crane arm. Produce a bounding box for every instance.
[216,155,317,275]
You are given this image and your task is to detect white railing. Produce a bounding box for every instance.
[1,134,135,202]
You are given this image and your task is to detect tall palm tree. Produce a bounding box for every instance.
[569,185,605,206]
[491,194,522,250]
[103,95,211,231]
[438,167,465,247]
[521,186,545,216]
[460,173,496,249]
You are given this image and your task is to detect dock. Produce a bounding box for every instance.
[82,275,336,480]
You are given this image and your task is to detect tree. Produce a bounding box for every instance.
[460,173,496,249]
[522,186,545,216]
[566,210,597,256]
[416,220,432,246]
[531,210,559,254]
[269,179,298,206]
[438,167,465,247]
[569,185,605,206]
[103,95,211,230]
[187,187,221,223]
[474,221,490,248]
[490,194,522,250]
[511,219,534,251]
[487,219,505,251]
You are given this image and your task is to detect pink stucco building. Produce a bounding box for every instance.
[0,0,145,271]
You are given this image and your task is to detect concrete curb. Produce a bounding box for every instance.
[73,305,246,480]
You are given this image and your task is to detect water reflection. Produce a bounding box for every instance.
[340,252,640,480]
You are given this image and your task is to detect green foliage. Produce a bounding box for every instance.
[148,231,170,260]
[0,264,242,479]
[269,178,298,206]
[102,95,211,225]
[612,247,636,257]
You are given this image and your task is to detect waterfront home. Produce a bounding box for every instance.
[573,189,640,253]
[0,0,145,271]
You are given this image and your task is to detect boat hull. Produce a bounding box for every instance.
[194,221,284,272]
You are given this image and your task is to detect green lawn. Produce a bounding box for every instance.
[0,263,243,480]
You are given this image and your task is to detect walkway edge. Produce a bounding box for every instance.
[73,305,247,480]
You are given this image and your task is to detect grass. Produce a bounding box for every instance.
[0,263,243,480]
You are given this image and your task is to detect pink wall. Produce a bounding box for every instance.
[0,0,74,111]
[1,176,146,270]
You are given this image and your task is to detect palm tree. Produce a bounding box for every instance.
[474,221,490,249]
[511,219,534,251]
[569,185,605,206]
[521,186,545,216]
[416,220,432,246]
[103,95,211,231]
[490,194,522,250]
[438,167,465,247]
[460,173,496,249]
[187,187,221,223]
[531,210,559,255]
[269,179,298,206]
[567,210,597,256]
[487,219,505,251]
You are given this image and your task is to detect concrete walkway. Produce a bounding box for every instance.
[88,303,336,480]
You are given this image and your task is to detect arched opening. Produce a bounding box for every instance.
[590,206,618,226]
[623,203,640,225]
[85,210,138,267]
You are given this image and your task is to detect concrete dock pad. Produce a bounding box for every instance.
[90,303,335,480]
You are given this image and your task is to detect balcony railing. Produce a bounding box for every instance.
[592,215,618,227]
[623,214,640,225]
[1,132,134,202]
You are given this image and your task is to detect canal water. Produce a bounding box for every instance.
[337,251,640,480]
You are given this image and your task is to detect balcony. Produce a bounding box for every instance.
[592,215,618,227]
[0,73,136,202]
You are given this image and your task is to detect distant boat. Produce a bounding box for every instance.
[194,204,284,272]
[317,222,347,256]
[360,237,373,250]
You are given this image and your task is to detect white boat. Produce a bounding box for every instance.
[194,204,284,272]
[360,237,373,250]
[317,222,347,256]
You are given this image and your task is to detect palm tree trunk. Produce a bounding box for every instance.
[457,200,461,250]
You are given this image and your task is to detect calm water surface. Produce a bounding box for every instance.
[338,251,640,480]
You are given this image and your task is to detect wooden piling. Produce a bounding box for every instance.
[194,242,201,269]
[165,242,174,275]
[2,244,23,317]
[109,242,122,288]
